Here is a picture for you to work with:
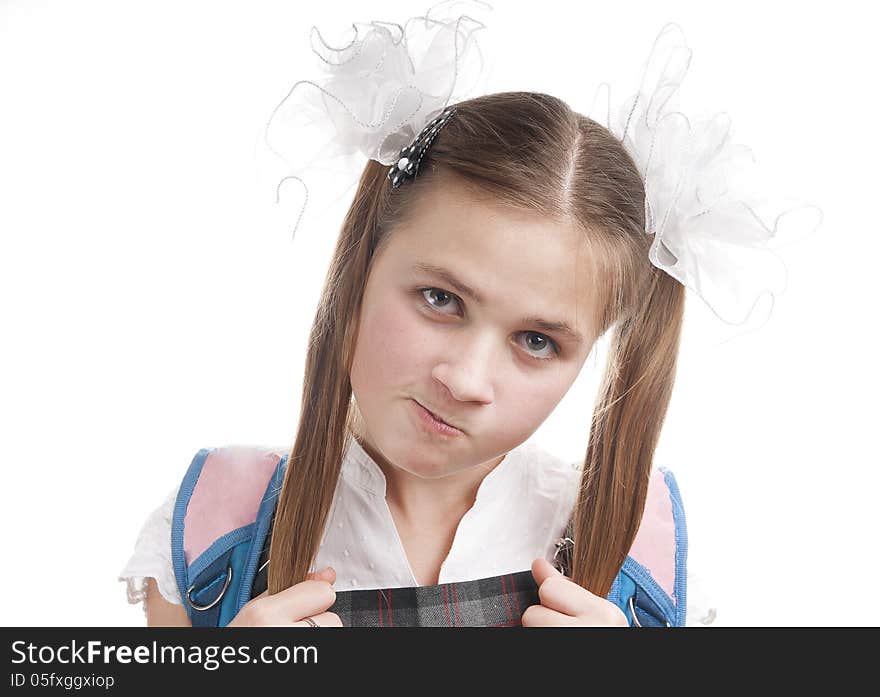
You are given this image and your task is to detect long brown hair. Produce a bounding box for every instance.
[268,91,685,598]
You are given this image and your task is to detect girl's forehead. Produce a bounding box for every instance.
[386,181,595,280]
[392,218,588,277]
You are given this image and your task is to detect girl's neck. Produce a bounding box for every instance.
[381,454,500,526]
[347,412,505,525]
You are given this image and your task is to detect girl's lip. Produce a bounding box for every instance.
[411,400,465,437]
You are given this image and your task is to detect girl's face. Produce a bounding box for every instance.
[350,176,600,480]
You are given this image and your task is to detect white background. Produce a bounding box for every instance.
[1,0,876,626]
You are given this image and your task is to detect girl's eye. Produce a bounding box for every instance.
[520,332,558,360]
[421,287,460,314]
[418,287,560,361]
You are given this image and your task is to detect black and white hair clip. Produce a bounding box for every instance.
[553,535,575,576]
[387,107,458,189]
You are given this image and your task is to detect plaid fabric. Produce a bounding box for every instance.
[331,571,537,627]
[249,510,540,627]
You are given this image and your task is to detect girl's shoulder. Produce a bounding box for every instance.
[176,445,288,568]
[517,441,684,530]
[524,443,689,623]
[627,467,684,589]
[120,442,285,613]
[514,440,583,491]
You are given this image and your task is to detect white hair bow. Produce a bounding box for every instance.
[260,1,822,328]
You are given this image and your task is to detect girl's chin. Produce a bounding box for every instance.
[379,442,472,480]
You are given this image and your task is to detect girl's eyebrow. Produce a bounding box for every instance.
[411,262,585,345]
[413,262,485,302]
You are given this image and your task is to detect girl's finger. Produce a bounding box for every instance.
[260,579,336,620]
[521,604,577,627]
[306,566,336,584]
[291,611,343,628]
[537,574,602,617]
[256,566,336,598]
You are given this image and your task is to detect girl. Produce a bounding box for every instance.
[119,4,804,628]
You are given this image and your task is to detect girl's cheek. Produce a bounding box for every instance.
[360,297,427,373]
[498,361,578,434]
[505,382,560,431]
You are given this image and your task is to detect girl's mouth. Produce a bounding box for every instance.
[411,400,465,437]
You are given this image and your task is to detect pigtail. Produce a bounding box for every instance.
[569,265,686,596]
[268,162,399,592]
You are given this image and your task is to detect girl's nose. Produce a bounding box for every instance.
[431,337,496,404]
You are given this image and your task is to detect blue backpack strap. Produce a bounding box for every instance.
[609,466,688,626]
[171,446,288,627]
[227,454,287,624]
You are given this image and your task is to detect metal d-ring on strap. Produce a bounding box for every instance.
[628,595,671,628]
[186,566,233,611]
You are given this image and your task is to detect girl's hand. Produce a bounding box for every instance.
[227,566,343,627]
[522,558,628,627]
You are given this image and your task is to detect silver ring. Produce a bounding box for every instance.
[628,595,643,627]
[628,595,671,627]
[302,616,320,628]
[186,566,233,611]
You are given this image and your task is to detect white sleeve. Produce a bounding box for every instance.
[118,484,183,613]
[685,567,717,626]
[668,470,717,626]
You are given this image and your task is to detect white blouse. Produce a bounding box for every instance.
[119,436,717,625]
